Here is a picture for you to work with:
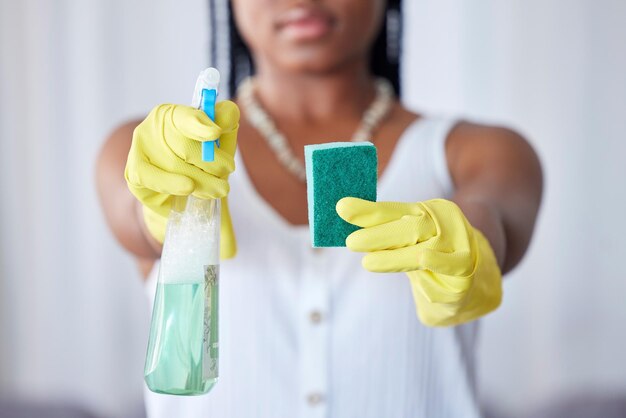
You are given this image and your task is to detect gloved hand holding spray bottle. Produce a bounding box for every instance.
[143,68,223,395]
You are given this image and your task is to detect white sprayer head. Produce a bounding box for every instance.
[191,67,220,108]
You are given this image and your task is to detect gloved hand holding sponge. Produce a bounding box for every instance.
[337,197,502,327]
[124,101,240,259]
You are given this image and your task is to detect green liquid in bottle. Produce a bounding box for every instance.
[144,265,219,395]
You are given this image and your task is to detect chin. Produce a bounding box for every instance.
[273,46,358,75]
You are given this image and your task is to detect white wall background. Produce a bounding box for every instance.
[1,1,625,417]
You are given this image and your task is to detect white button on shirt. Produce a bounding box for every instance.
[307,393,324,406]
[144,117,483,418]
[309,310,323,324]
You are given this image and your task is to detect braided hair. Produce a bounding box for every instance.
[208,0,403,98]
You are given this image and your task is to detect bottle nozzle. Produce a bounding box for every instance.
[191,68,221,162]
[192,68,220,109]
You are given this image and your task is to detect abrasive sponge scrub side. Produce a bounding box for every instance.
[304,142,378,247]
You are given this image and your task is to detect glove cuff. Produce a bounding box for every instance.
[142,198,239,260]
[142,205,168,244]
[454,228,503,322]
[410,228,503,327]
[219,196,237,260]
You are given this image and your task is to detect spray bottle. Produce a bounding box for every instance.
[144,68,222,396]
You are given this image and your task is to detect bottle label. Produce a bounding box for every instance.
[203,264,219,380]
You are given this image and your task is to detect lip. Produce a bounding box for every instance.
[275,5,335,42]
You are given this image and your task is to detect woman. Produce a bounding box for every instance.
[97,0,542,416]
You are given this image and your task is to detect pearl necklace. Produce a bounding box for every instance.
[237,77,395,182]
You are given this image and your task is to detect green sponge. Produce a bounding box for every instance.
[304,142,378,247]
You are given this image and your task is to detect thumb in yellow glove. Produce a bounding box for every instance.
[336,197,502,326]
[125,101,239,259]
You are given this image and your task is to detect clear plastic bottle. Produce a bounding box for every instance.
[144,196,220,395]
[144,68,222,396]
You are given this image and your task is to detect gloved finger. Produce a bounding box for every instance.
[130,188,173,218]
[125,158,195,196]
[361,245,422,272]
[214,101,240,132]
[416,248,475,278]
[167,136,235,178]
[170,105,222,142]
[191,175,230,200]
[220,196,237,260]
[336,197,426,228]
[345,214,436,252]
[362,242,475,278]
[214,101,240,157]
[197,148,235,178]
[146,193,174,218]
[408,271,468,304]
[144,155,230,200]
[142,205,168,243]
[217,128,238,158]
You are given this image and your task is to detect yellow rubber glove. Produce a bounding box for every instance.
[336,197,502,326]
[125,102,239,259]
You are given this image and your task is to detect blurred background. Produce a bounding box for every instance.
[1,0,625,417]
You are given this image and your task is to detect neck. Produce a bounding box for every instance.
[251,58,376,124]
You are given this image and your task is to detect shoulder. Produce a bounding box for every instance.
[387,102,421,132]
[446,121,543,192]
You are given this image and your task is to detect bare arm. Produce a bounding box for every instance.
[95,120,162,278]
[447,123,543,274]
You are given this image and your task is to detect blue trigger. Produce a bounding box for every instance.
[200,88,219,162]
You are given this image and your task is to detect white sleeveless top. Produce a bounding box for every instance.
[144,117,482,418]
